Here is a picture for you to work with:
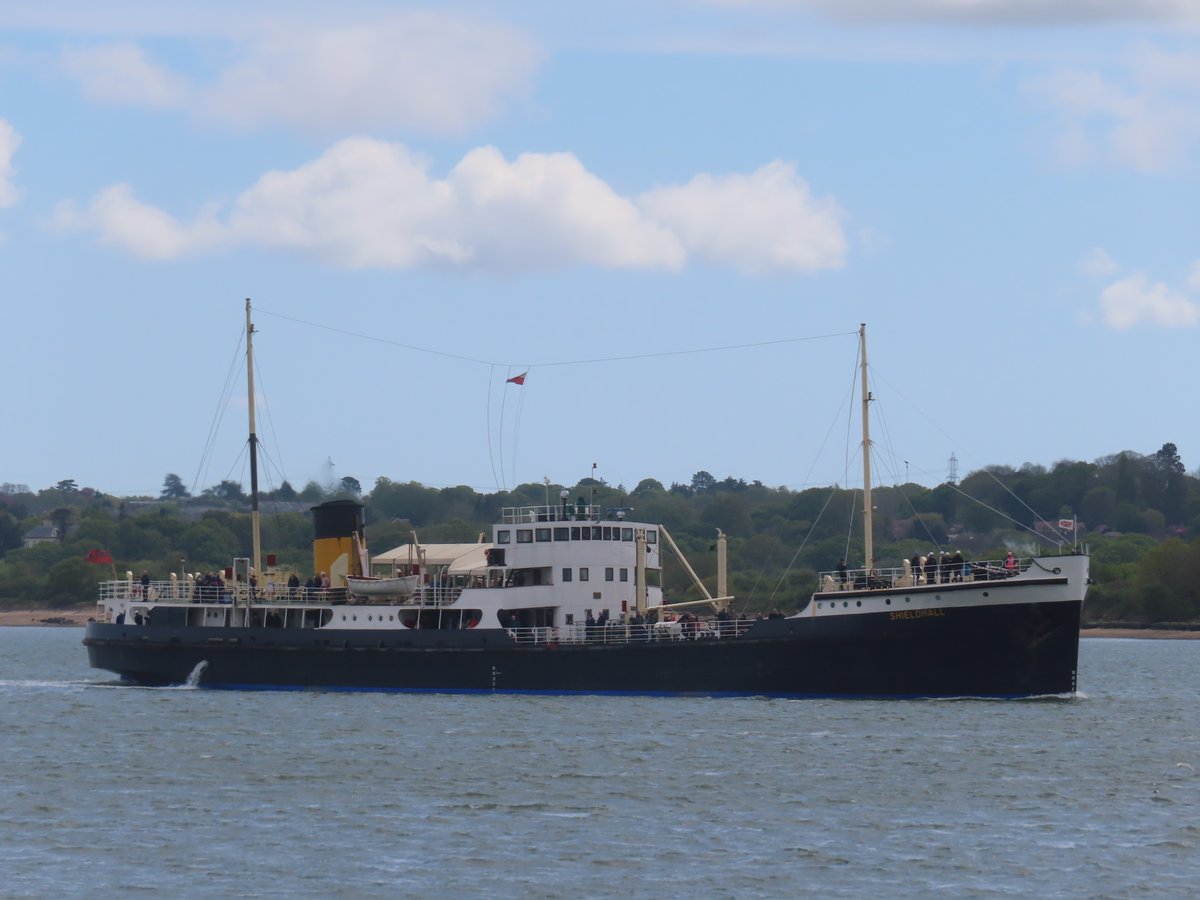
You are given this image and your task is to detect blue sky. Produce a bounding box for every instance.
[1,0,1197,501]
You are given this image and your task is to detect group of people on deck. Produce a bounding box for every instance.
[906,549,1019,584]
[835,549,1020,589]
[286,571,329,599]
[910,550,970,584]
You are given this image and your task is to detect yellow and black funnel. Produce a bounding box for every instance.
[311,500,365,588]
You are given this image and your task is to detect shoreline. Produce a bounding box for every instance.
[0,608,1198,639]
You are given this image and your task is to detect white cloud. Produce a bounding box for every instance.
[637,161,845,273]
[59,42,191,109]
[1031,47,1200,172]
[711,1,1200,25]
[1188,260,1200,291]
[54,13,541,135]
[1081,247,1120,277]
[0,118,20,208]
[1099,273,1198,329]
[51,184,222,259]
[52,138,847,274]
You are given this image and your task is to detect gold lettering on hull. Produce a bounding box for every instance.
[889,608,946,621]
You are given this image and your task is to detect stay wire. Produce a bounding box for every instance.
[256,306,853,370]
[189,328,246,502]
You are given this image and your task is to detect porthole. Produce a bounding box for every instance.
[855,600,861,607]
[341,614,347,621]
[817,603,823,610]
[886,598,891,605]
[905,597,910,603]
[982,592,989,597]
[352,615,357,622]
[843,601,848,608]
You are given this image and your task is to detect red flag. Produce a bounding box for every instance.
[506,372,527,385]
[85,549,113,565]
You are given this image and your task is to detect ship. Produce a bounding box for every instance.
[83,304,1089,697]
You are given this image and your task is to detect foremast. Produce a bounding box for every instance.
[246,298,263,585]
[859,323,874,573]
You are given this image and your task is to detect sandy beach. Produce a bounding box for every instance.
[0,607,1196,638]
[0,608,95,627]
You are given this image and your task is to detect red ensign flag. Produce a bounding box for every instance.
[506,372,527,385]
[85,549,114,565]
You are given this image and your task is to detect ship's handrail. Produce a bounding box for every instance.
[817,556,1028,592]
[505,618,750,646]
[406,586,463,607]
[97,580,347,606]
[500,504,603,524]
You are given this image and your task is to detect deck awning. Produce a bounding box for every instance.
[371,542,493,573]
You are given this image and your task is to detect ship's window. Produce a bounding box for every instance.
[580,568,589,581]
[591,527,602,540]
[602,527,612,540]
[620,568,628,582]
[646,530,657,544]
[562,568,572,582]
[516,529,533,543]
[621,528,633,541]
[535,528,552,542]
[571,527,581,540]
[497,530,511,544]
[580,528,591,541]
[605,567,614,581]
[554,527,570,541]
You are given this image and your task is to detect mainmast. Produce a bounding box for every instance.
[859,323,874,573]
[245,298,263,588]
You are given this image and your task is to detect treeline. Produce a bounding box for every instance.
[1,443,1197,623]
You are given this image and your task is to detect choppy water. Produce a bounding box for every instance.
[1,628,1198,897]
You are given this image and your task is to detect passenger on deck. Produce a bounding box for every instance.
[140,570,150,598]
[836,559,848,585]
[1004,551,1018,575]
[910,552,923,584]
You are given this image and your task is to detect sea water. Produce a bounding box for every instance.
[0,628,1197,898]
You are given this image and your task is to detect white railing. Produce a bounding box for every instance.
[504,619,751,646]
[97,580,347,607]
[817,556,1025,592]
[501,504,602,524]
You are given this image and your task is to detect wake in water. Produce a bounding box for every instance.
[184,660,209,688]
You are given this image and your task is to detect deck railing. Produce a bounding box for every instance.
[817,556,1025,592]
[505,619,751,646]
[98,580,348,606]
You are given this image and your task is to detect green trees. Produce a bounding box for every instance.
[161,473,190,499]
[0,444,1197,619]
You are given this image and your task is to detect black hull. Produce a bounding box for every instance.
[84,599,1082,698]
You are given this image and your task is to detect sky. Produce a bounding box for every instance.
[1,0,1198,501]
